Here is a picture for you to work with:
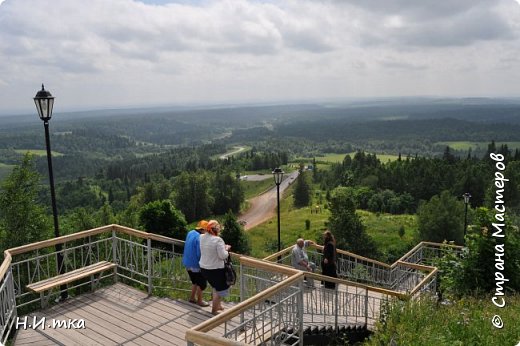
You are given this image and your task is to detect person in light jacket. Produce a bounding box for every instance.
[199,220,231,315]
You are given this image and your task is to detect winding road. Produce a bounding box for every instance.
[239,170,300,230]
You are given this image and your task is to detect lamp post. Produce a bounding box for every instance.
[462,192,471,245]
[272,168,284,259]
[34,84,67,300]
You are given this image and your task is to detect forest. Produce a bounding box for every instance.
[1,99,520,249]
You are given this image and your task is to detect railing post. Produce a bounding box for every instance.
[112,230,118,282]
[364,287,369,327]
[240,263,245,325]
[147,238,153,295]
[334,285,339,330]
[298,279,304,346]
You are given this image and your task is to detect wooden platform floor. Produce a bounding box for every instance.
[13,283,226,346]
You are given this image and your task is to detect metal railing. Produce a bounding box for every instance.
[263,241,461,293]
[0,225,459,345]
[0,254,16,345]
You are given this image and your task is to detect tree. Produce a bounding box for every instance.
[293,171,312,208]
[0,154,51,251]
[212,170,244,215]
[328,187,377,257]
[417,191,465,245]
[139,200,187,241]
[220,211,250,255]
[173,171,213,223]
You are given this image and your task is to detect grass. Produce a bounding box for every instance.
[0,163,15,182]
[365,295,520,345]
[14,149,64,157]
[358,211,418,262]
[293,152,400,165]
[246,185,417,262]
[436,141,520,151]
[241,179,274,200]
[247,184,330,258]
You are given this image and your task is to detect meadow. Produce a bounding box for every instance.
[14,149,64,157]
[247,183,418,262]
[294,152,400,165]
[436,141,520,151]
[366,294,520,345]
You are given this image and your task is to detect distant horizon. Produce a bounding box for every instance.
[1,1,519,115]
[3,94,520,118]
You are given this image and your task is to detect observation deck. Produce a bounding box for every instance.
[1,224,461,345]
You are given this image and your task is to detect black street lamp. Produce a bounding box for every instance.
[34,84,67,300]
[272,168,284,258]
[462,192,471,245]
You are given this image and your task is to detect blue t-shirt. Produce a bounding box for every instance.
[182,230,201,269]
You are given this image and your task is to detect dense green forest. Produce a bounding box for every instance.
[1,99,520,246]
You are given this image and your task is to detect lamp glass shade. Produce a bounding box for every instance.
[34,85,55,121]
[463,193,471,204]
[272,168,284,185]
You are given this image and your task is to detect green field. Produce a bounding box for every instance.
[366,294,520,345]
[0,163,15,182]
[14,149,64,157]
[247,184,418,262]
[294,152,400,165]
[241,179,274,200]
[436,141,520,151]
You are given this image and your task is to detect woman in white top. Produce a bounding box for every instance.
[199,220,231,315]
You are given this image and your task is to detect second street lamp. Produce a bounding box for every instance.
[34,84,67,301]
[272,168,284,259]
[462,192,471,245]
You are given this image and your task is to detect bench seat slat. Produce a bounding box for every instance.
[26,261,116,293]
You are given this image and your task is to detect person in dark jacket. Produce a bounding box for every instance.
[321,230,338,289]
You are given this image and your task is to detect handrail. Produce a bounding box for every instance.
[394,241,463,267]
[315,244,392,268]
[303,271,406,298]
[410,267,438,295]
[1,225,457,346]
[0,251,11,283]
[192,272,304,333]
[6,225,113,256]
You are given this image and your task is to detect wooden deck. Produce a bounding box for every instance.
[13,283,225,346]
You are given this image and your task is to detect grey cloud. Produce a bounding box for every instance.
[379,60,427,70]
[349,0,517,48]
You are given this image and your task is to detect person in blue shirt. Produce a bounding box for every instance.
[182,220,209,307]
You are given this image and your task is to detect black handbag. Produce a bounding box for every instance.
[225,256,236,286]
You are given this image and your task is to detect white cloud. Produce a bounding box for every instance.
[0,0,519,112]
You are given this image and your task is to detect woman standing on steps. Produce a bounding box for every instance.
[321,230,338,289]
[199,220,232,315]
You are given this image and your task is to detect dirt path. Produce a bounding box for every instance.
[239,170,299,230]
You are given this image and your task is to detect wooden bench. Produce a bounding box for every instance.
[27,261,117,308]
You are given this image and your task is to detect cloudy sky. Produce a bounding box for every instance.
[1,0,520,113]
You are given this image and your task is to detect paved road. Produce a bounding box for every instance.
[239,170,299,230]
[219,146,246,159]
[239,174,271,182]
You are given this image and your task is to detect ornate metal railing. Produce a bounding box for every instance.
[187,258,305,346]
[0,225,458,345]
[263,241,460,294]
[0,253,16,344]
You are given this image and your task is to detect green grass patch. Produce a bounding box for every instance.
[358,210,418,262]
[241,179,274,200]
[437,141,520,151]
[0,163,15,182]
[247,191,418,262]
[366,295,520,345]
[294,152,400,165]
[14,149,64,157]
[247,184,330,258]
